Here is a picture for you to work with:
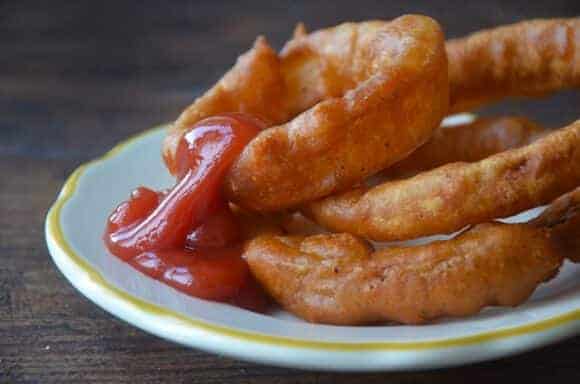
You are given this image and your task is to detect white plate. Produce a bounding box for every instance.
[45,116,580,371]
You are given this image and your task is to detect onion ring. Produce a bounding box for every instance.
[305,120,580,241]
[384,116,545,178]
[244,188,580,325]
[164,15,448,211]
[447,17,579,113]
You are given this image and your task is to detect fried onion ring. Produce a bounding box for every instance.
[305,120,580,241]
[244,188,580,325]
[385,116,545,178]
[447,17,580,113]
[164,15,448,211]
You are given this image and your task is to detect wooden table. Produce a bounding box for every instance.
[2,1,579,382]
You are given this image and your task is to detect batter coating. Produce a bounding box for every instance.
[447,18,580,113]
[306,120,580,241]
[154,16,580,325]
[245,189,580,325]
[385,116,545,178]
[164,15,448,211]
[532,187,580,262]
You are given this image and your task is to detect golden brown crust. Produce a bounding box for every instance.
[164,15,448,211]
[305,120,580,241]
[244,189,580,325]
[224,16,448,211]
[385,116,546,178]
[532,187,580,262]
[244,223,562,325]
[551,213,580,262]
[157,17,580,326]
[447,18,580,113]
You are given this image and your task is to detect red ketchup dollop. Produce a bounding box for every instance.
[104,113,269,312]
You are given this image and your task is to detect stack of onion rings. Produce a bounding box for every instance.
[165,15,449,211]
[165,16,580,325]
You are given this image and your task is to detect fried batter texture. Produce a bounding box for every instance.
[164,15,449,211]
[163,16,580,326]
[447,18,580,113]
[532,187,580,262]
[244,188,580,325]
[305,120,580,241]
[385,116,545,178]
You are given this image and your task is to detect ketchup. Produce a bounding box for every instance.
[104,114,269,312]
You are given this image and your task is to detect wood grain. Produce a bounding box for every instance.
[1,0,579,382]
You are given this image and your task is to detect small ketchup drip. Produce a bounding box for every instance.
[104,114,270,311]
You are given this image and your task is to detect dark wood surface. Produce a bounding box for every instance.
[2,1,579,382]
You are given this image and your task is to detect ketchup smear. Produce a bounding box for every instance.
[104,113,269,312]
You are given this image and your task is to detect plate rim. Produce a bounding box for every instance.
[44,124,580,369]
